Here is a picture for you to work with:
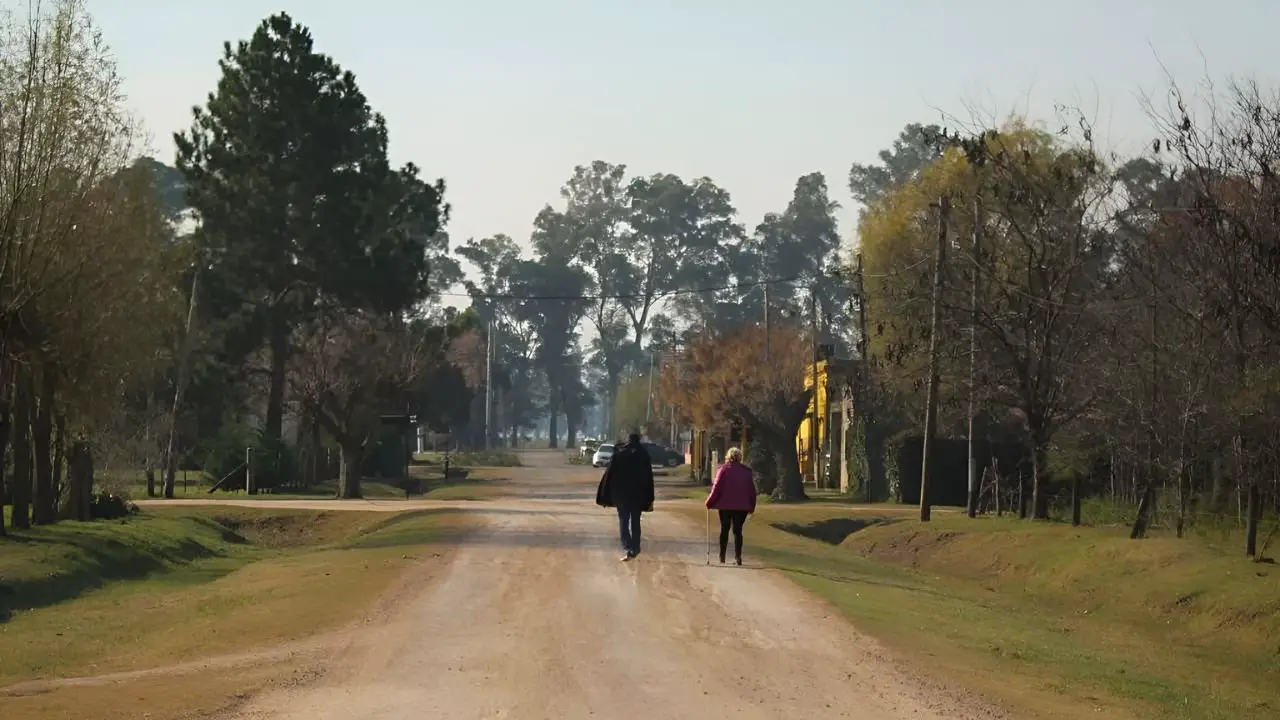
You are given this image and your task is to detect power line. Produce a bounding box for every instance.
[439,275,809,302]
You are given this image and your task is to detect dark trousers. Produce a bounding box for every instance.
[617,506,643,554]
[718,510,748,561]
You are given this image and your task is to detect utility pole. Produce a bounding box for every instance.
[645,348,655,424]
[484,320,493,451]
[763,281,771,361]
[1131,269,1159,538]
[966,199,982,518]
[810,290,820,487]
[670,404,677,448]
[854,252,873,503]
[162,263,200,498]
[920,196,949,522]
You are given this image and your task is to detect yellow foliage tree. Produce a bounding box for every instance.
[659,324,813,500]
[859,118,1116,517]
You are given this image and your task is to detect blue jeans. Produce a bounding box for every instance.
[616,506,643,554]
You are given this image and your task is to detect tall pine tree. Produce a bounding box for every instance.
[176,13,445,453]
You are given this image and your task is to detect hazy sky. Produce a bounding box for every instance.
[94,0,1271,272]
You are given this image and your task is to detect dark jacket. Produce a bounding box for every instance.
[595,440,655,512]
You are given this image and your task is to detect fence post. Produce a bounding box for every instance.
[245,446,253,494]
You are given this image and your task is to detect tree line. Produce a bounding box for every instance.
[4,2,1275,559]
[0,4,483,530]
[852,90,1280,558]
[661,92,1280,556]
[0,5,851,529]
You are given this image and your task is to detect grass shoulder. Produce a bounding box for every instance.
[670,501,1280,720]
[108,450,521,503]
[0,506,475,694]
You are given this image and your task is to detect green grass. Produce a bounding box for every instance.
[415,466,512,500]
[0,506,474,690]
[413,450,522,467]
[103,451,525,501]
[673,503,1280,720]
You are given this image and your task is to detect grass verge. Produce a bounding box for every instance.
[0,507,473,697]
[673,503,1280,720]
[413,450,522,467]
[112,452,522,502]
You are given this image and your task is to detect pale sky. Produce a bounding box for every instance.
[94,0,1272,287]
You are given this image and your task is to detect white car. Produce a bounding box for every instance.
[591,443,615,468]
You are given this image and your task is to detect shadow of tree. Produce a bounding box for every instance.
[770,517,902,545]
[0,528,230,623]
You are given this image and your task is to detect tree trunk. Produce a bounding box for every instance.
[566,423,578,448]
[31,368,57,525]
[770,433,808,502]
[0,391,9,538]
[547,395,560,449]
[265,322,289,445]
[1175,453,1189,539]
[605,369,621,435]
[1246,482,1261,557]
[1130,483,1156,539]
[339,440,364,499]
[52,414,66,509]
[1070,473,1082,527]
[1028,426,1050,520]
[306,418,321,487]
[65,440,94,521]
[861,418,886,504]
[10,378,33,530]
[1017,464,1027,519]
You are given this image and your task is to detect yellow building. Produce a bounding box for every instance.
[797,359,830,484]
[798,357,857,487]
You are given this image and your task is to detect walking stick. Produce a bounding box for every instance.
[705,509,711,565]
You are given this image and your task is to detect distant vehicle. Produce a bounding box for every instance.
[642,442,684,468]
[580,439,600,458]
[591,443,615,468]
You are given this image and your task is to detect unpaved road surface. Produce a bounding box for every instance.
[164,450,1006,720]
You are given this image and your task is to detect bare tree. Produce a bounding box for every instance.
[661,323,814,500]
[290,310,429,499]
[0,0,177,529]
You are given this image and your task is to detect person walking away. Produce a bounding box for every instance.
[597,433,655,561]
[705,447,757,565]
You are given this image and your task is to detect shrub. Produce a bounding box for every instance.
[89,493,137,520]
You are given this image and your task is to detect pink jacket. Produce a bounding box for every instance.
[705,461,758,513]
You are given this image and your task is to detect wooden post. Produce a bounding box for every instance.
[763,281,771,362]
[245,447,253,495]
[920,197,949,522]
[162,264,200,499]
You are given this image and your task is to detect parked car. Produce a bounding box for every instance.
[591,443,615,468]
[642,442,684,468]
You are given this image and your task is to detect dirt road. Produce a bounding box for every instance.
[190,450,1004,719]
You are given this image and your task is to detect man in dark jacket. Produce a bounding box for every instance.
[595,433,655,561]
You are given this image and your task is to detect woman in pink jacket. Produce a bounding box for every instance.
[705,447,758,565]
